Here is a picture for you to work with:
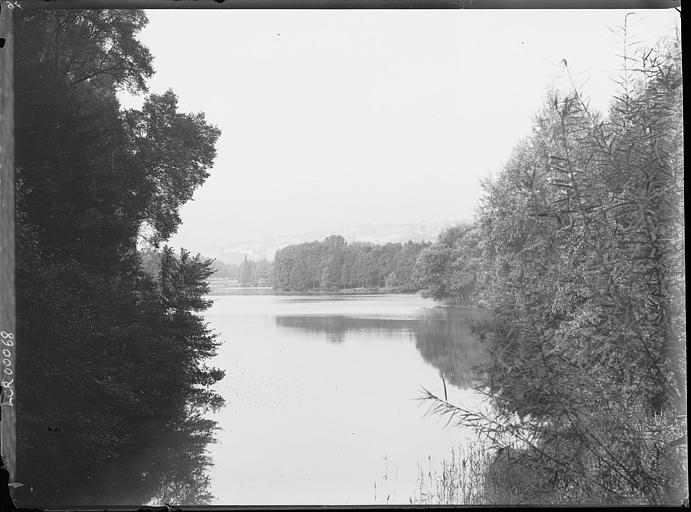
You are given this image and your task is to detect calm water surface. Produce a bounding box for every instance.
[204,293,487,505]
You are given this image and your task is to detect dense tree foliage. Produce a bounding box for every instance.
[273,236,429,292]
[414,224,482,303]
[424,36,686,504]
[14,10,223,505]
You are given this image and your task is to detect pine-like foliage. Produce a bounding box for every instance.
[14,10,224,506]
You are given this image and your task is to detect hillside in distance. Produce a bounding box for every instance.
[203,221,462,264]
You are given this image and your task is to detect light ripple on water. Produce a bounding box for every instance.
[203,293,488,505]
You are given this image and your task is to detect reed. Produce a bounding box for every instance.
[410,438,495,505]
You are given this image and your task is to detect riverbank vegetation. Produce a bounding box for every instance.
[272,235,429,292]
[411,440,494,505]
[416,31,686,505]
[413,223,482,304]
[14,10,224,505]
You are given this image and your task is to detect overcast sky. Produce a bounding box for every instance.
[119,9,679,251]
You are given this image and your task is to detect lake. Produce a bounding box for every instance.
[202,293,487,505]
[13,293,488,507]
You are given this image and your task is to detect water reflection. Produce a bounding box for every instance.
[275,306,487,389]
[15,295,487,506]
[413,308,487,389]
[15,396,216,506]
[207,295,487,505]
[275,315,417,344]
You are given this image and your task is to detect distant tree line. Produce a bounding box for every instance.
[420,35,686,504]
[273,235,429,292]
[210,260,239,279]
[14,10,223,505]
[207,257,272,287]
[238,256,272,287]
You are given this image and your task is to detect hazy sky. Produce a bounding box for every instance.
[119,9,679,251]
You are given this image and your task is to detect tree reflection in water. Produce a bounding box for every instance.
[275,306,487,389]
[275,315,417,344]
[412,308,487,389]
[15,392,217,507]
[14,306,484,506]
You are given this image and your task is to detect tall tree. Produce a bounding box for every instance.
[13,9,224,506]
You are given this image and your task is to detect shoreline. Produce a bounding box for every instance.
[207,286,421,296]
